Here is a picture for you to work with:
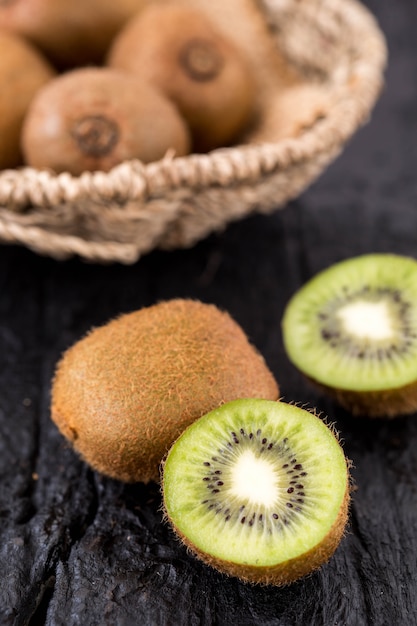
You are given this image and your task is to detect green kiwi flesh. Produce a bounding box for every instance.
[162,398,349,586]
[282,254,417,417]
[51,299,279,483]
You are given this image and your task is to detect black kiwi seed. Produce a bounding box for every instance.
[317,284,412,360]
[200,427,310,528]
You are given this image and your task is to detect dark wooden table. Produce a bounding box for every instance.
[1,1,417,624]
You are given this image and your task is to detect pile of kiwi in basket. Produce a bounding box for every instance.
[0,0,329,174]
[0,0,256,173]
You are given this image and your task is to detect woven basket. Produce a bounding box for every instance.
[0,0,387,264]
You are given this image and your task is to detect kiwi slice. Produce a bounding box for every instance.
[51,299,278,483]
[282,254,417,417]
[162,398,350,586]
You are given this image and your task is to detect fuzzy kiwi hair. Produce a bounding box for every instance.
[162,398,350,586]
[282,253,417,418]
[51,299,279,483]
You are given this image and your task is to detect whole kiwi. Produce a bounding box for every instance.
[21,67,191,175]
[0,31,55,170]
[0,0,150,69]
[51,299,279,483]
[107,3,257,152]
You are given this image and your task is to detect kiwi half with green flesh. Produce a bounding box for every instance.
[51,299,279,483]
[107,4,256,152]
[282,254,417,418]
[21,68,191,174]
[162,398,350,586]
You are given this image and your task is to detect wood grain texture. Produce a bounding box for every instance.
[1,0,417,624]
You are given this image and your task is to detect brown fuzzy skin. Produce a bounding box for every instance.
[309,378,417,418]
[0,31,55,170]
[165,485,350,586]
[0,0,150,69]
[107,3,257,152]
[21,68,191,175]
[51,299,279,483]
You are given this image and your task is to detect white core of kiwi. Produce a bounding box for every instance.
[230,449,279,507]
[337,300,395,341]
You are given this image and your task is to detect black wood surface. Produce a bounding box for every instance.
[1,1,417,624]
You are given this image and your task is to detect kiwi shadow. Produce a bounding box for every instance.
[323,401,417,460]
[111,477,351,625]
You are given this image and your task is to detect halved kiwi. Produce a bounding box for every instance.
[51,299,278,483]
[162,398,350,586]
[282,254,417,417]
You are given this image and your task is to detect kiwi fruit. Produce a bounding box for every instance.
[21,67,191,175]
[162,398,350,586]
[51,299,279,483]
[0,31,55,170]
[282,253,417,418]
[0,0,150,69]
[107,3,257,152]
